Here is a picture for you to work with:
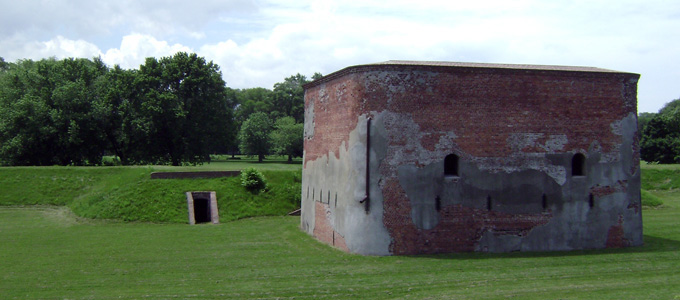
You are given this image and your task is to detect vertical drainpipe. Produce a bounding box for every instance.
[361,118,371,213]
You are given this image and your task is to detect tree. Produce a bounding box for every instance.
[270,116,303,163]
[135,52,234,166]
[239,112,273,162]
[92,65,144,165]
[638,112,656,134]
[272,73,308,123]
[311,72,323,81]
[0,57,108,165]
[233,87,274,126]
[0,57,8,72]
[641,98,680,164]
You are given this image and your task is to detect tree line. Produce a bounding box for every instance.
[640,98,680,164]
[0,53,317,166]
[3,53,676,166]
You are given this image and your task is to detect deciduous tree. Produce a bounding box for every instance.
[270,116,303,163]
[239,112,273,162]
[135,52,234,165]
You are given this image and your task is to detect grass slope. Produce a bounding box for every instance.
[0,157,302,223]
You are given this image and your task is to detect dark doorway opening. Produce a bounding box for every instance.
[186,191,219,225]
[444,154,459,176]
[193,198,211,223]
[572,153,586,176]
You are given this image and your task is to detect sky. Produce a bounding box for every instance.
[1,0,678,113]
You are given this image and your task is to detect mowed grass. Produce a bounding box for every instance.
[1,203,679,299]
[0,162,678,299]
[0,156,302,223]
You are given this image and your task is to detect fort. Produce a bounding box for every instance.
[301,60,642,255]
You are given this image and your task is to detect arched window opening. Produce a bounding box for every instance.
[444,154,459,177]
[572,153,586,176]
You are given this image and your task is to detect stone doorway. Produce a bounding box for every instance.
[186,191,219,224]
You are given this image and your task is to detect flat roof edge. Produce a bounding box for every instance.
[303,60,640,89]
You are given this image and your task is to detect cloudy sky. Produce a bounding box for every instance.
[1,0,678,113]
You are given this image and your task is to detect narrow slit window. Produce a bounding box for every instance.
[542,194,547,211]
[444,154,459,176]
[572,153,586,176]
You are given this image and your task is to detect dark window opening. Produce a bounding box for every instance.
[572,153,586,176]
[588,193,594,208]
[193,198,211,223]
[542,194,547,210]
[444,154,459,176]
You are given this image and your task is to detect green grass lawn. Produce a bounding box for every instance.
[0,162,678,299]
[0,202,678,299]
[0,158,302,223]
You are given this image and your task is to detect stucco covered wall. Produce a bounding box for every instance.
[302,62,642,255]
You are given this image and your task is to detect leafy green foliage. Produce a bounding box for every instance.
[0,57,108,165]
[239,112,273,162]
[0,53,235,166]
[233,87,274,125]
[641,98,680,164]
[133,52,235,165]
[270,116,303,162]
[271,73,308,122]
[240,167,268,192]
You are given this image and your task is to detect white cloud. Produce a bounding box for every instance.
[41,36,101,59]
[101,34,193,69]
[0,0,678,111]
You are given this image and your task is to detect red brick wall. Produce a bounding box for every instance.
[303,73,364,166]
[304,65,639,254]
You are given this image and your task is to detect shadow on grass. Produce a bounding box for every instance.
[416,234,680,260]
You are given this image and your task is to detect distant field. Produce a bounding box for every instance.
[0,162,678,299]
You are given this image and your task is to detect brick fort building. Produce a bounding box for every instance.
[301,60,642,255]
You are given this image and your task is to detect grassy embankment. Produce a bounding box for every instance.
[0,162,678,298]
[0,156,302,222]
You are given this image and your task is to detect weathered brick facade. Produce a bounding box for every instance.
[301,61,642,255]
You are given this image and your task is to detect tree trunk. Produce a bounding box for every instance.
[258,154,265,163]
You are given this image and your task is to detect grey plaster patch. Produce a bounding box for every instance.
[304,101,314,139]
[507,133,568,153]
[393,113,641,251]
[301,114,391,255]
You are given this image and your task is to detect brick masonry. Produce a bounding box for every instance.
[301,61,643,255]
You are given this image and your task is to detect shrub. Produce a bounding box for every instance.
[241,167,267,192]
